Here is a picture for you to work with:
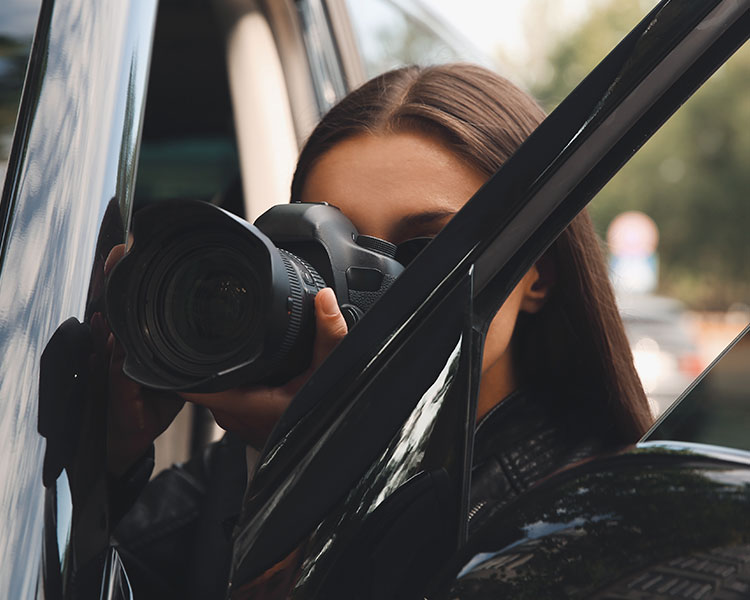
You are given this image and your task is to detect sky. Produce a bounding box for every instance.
[426,0,658,82]
[428,0,594,55]
[0,0,41,38]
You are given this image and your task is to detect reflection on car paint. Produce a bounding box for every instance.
[0,1,157,596]
[101,547,134,600]
[443,444,750,599]
[231,271,477,598]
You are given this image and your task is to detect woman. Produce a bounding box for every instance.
[178,62,651,445]
[109,63,652,598]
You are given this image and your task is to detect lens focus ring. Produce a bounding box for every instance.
[274,250,326,363]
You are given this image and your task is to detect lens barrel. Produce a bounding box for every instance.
[106,201,324,392]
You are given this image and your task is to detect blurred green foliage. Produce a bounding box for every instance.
[531,2,750,309]
[0,35,32,162]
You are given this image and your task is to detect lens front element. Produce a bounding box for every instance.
[137,231,269,380]
[163,248,262,361]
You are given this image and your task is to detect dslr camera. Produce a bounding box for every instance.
[105,200,408,392]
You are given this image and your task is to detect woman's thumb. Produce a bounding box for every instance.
[311,288,348,368]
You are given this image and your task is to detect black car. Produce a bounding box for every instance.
[1,0,748,599]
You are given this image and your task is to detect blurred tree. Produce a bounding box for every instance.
[0,36,29,122]
[0,35,32,186]
[529,2,750,309]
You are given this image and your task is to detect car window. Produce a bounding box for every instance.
[0,0,42,192]
[297,0,349,113]
[228,4,750,592]
[644,324,750,451]
[344,0,488,78]
[524,2,749,421]
[134,0,239,210]
[579,43,750,420]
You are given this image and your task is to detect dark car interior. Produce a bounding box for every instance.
[135,0,242,217]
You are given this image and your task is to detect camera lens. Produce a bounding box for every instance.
[136,232,270,379]
[162,248,262,359]
[106,203,327,390]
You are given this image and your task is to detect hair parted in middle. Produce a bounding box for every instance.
[291,63,652,443]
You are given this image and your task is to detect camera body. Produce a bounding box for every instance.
[256,202,404,327]
[105,200,404,392]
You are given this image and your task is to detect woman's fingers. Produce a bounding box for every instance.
[107,331,185,474]
[178,288,348,448]
[104,244,126,276]
[180,387,270,413]
[311,288,348,369]
[180,386,292,449]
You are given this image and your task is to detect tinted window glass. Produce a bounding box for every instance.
[645,325,750,451]
[297,0,348,113]
[0,0,42,190]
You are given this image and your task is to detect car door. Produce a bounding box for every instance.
[0,1,158,598]
[226,0,750,597]
[0,0,317,595]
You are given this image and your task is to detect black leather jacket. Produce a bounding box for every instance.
[113,434,248,600]
[113,387,613,598]
[468,387,615,534]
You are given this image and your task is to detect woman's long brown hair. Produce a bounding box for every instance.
[290,63,652,442]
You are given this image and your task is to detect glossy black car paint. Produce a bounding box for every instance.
[435,324,750,598]
[437,442,750,599]
[230,268,478,598]
[228,1,750,597]
[0,0,157,597]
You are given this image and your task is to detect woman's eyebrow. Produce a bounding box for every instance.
[392,209,457,238]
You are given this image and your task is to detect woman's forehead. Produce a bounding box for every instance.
[300,132,485,241]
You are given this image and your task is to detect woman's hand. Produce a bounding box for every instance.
[104,244,185,476]
[106,333,185,476]
[104,240,347,464]
[179,287,348,449]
